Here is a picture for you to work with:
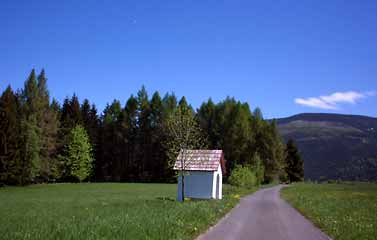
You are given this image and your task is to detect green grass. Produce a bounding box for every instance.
[0,183,256,240]
[281,182,377,240]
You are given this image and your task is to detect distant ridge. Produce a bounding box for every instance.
[276,113,377,129]
[275,113,377,180]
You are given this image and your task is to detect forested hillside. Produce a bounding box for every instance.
[276,113,377,181]
[0,69,287,185]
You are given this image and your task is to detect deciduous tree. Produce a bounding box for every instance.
[164,104,207,201]
[60,125,93,182]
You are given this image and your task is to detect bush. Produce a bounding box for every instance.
[229,165,257,188]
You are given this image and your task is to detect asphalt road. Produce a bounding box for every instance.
[197,185,331,240]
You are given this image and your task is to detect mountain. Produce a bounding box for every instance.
[275,113,377,181]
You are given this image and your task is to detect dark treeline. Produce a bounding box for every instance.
[0,69,297,185]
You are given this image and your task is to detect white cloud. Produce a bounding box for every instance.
[320,91,364,105]
[295,97,337,110]
[294,91,375,110]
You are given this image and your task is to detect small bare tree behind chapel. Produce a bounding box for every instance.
[164,104,207,202]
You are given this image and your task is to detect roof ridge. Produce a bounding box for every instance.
[173,149,224,172]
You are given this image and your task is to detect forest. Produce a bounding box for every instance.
[0,69,302,185]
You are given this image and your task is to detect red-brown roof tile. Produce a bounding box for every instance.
[173,149,226,173]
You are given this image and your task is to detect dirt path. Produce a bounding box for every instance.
[197,185,331,240]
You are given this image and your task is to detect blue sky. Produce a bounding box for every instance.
[1,0,376,118]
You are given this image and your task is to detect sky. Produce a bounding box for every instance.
[1,0,377,118]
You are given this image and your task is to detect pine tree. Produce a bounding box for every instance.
[285,139,304,182]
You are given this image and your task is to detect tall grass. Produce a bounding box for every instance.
[0,183,256,240]
[282,182,377,240]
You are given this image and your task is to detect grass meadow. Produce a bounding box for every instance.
[0,183,255,240]
[281,182,377,240]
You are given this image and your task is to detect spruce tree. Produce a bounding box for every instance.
[69,94,82,124]
[121,96,138,180]
[149,92,164,180]
[265,120,285,182]
[101,100,122,180]
[57,97,71,168]
[162,93,177,118]
[87,104,99,180]
[136,86,151,180]
[37,69,49,107]
[178,96,188,111]
[37,69,59,181]
[58,94,83,175]
[0,86,22,185]
[20,115,41,184]
[253,107,263,120]
[197,98,217,147]
[251,113,285,182]
[60,94,82,131]
[197,99,286,182]
[285,139,304,182]
[81,100,99,160]
[51,98,61,117]
[20,69,42,183]
[206,98,253,174]
[60,97,70,123]
[81,99,91,127]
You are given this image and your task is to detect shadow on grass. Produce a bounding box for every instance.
[155,196,175,202]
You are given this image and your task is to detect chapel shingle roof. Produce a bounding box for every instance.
[173,149,226,173]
